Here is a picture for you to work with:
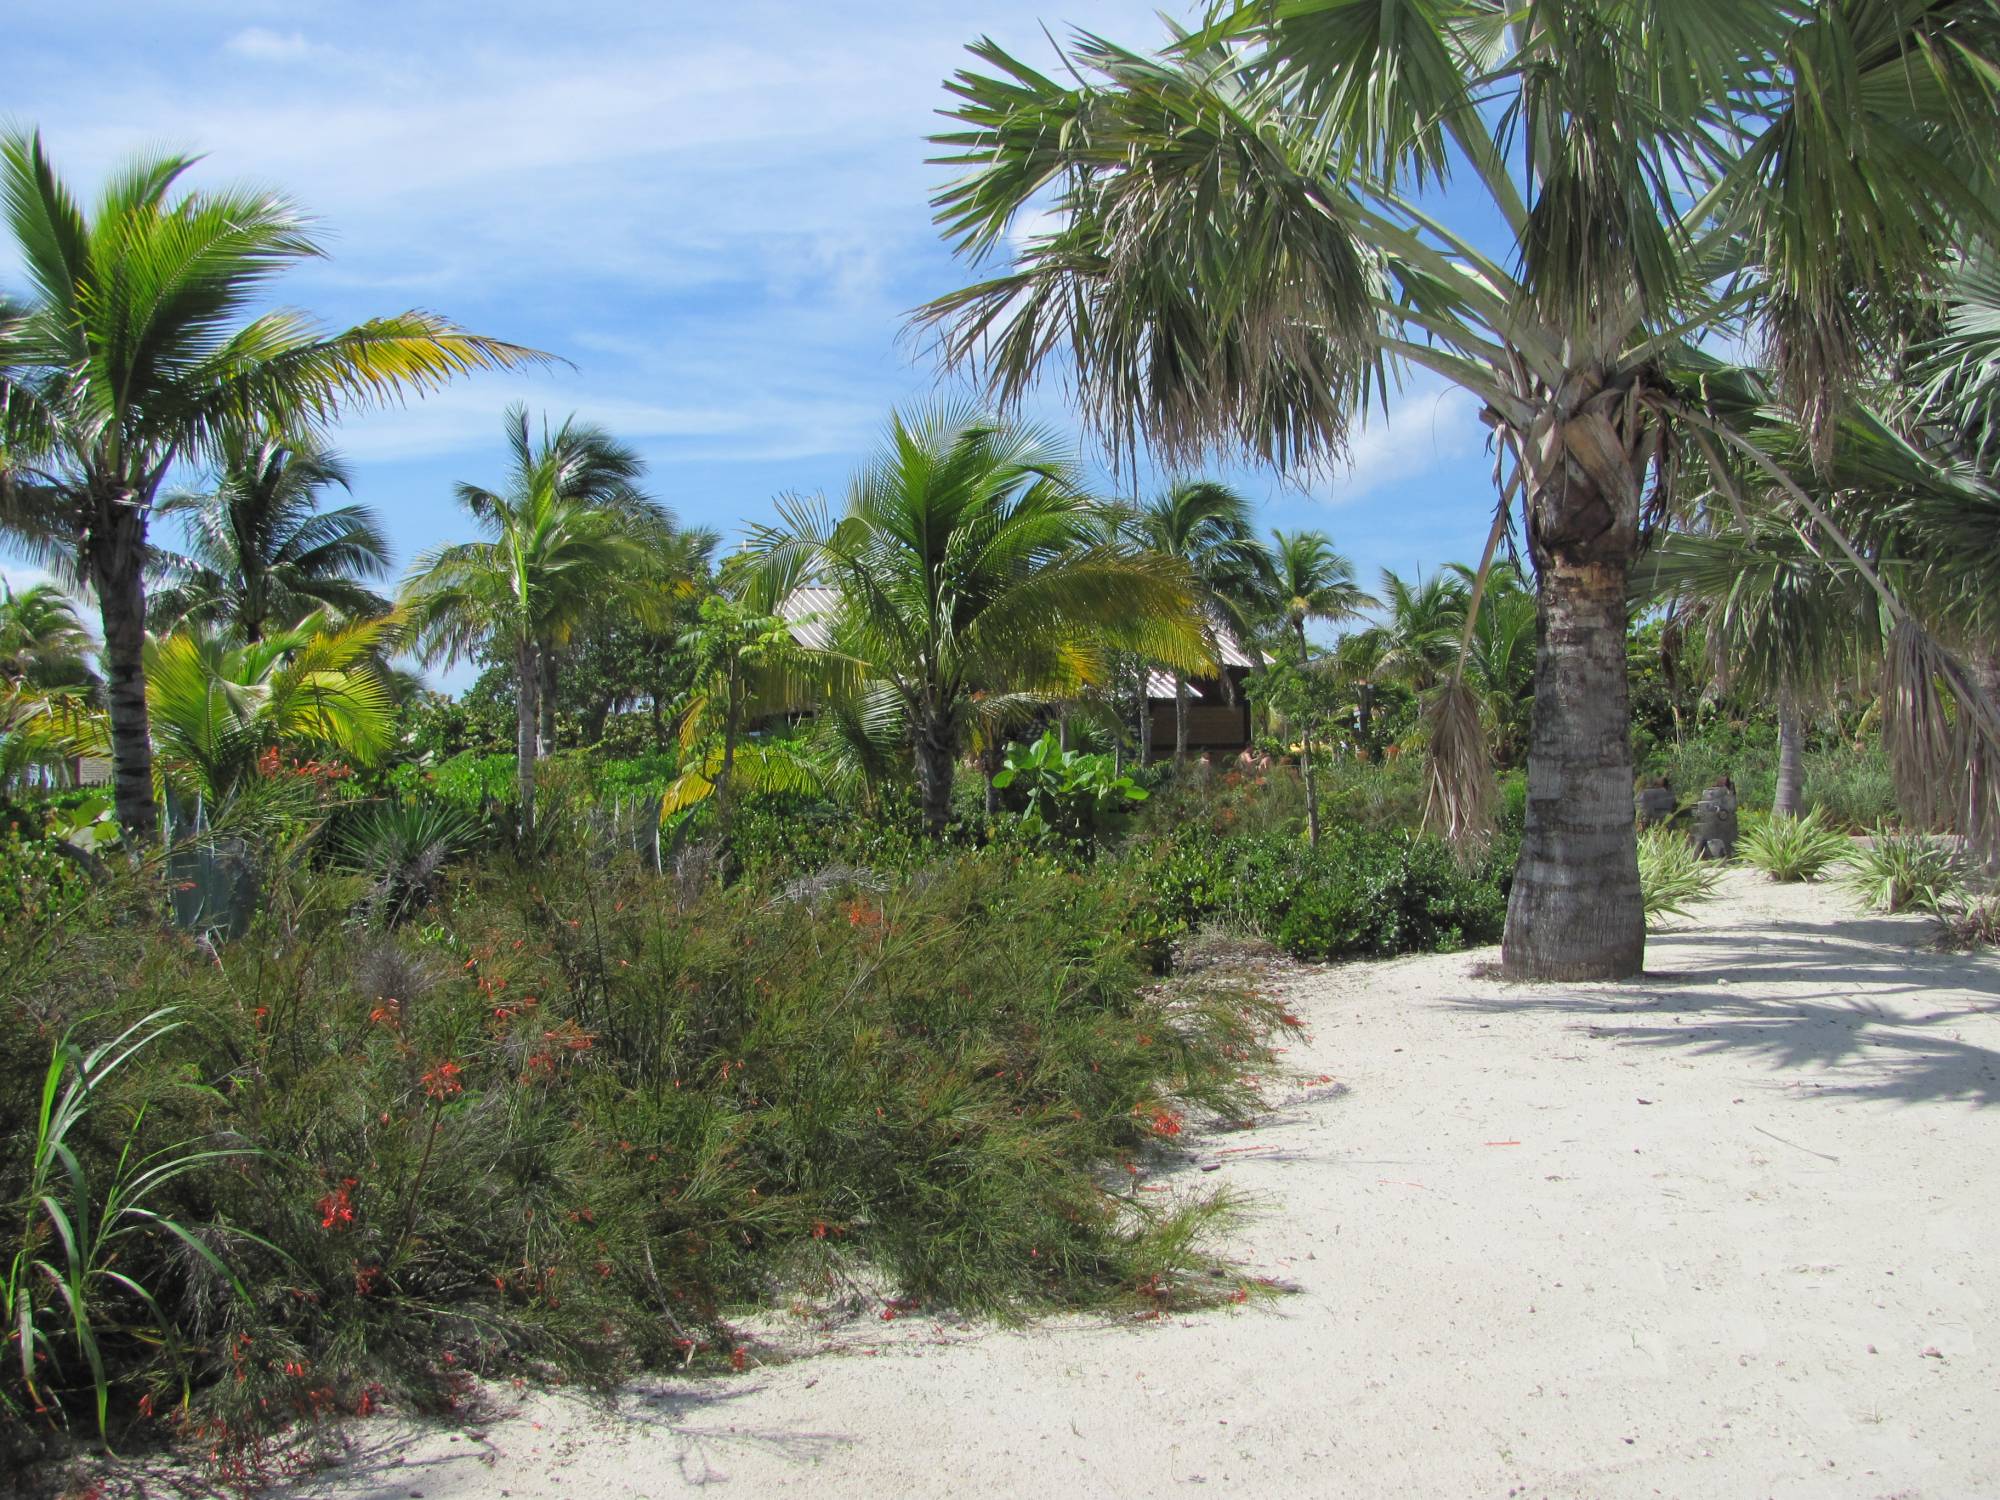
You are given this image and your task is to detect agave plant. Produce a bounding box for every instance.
[1636,826,1722,928]
[1841,829,1967,915]
[335,801,484,925]
[1739,809,1855,883]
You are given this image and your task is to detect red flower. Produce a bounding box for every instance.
[317,1179,357,1231]
[421,1060,464,1099]
[729,1346,747,1372]
[354,1263,381,1296]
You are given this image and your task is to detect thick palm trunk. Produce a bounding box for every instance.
[1501,558,1645,980]
[915,721,955,836]
[515,639,540,846]
[1773,694,1806,819]
[1173,673,1190,759]
[538,648,558,757]
[87,500,158,841]
[1357,683,1375,757]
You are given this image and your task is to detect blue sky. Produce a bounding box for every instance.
[4,1,1498,688]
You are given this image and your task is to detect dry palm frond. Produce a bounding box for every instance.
[1880,619,2000,863]
[1420,678,1497,867]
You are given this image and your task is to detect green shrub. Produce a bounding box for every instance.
[1841,829,1967,914]
[0,847,1292,1468]
[1134,827,1508,963]
[1739,808,1854,882]
[1636,826,1722,926]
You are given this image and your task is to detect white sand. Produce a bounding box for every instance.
[278,870,2000,1499]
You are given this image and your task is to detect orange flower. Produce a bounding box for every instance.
[421,1060,464,1099]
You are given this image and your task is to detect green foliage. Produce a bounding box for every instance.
[1740,809,1855,882]
[0,847,1292,1464]
[2,1011,260,1442]
[1139,827,1508,963]
[0,824,89,924]
[1635,827,1722,927]
[1840,830,1967,914]
[333,802,484,926]
[1639,729,1896,830]
[992,731,1148,843]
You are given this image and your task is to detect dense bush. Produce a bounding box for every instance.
[1639,733,1895,829]
[1140,826,1509,963]
[0,847,1290,1474]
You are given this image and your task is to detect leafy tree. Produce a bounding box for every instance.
[152,431,389,642]
[749,405,1206,833]
[916,4,2000,976]
[0,130,543,838]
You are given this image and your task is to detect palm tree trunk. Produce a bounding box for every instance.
[538,648,558,757]
[915,720,955,836]
[87,498,158,841]
[1137,665,1154,764]
[1501,557,1645,981]
[1301,727,1321,849]
[1773,693,1806,819]
[1173,673,1189,760]
[514,639,539,846]
[1357,683,1375,758]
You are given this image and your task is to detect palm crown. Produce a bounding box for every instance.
[0,130,545,836]
[153,432,390,642]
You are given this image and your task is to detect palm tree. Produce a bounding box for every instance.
[748,405,1207,833]
[1367,570,1469,695]
[1262,529,1373,843]
[138,613,398,802]
[917,7,2000,977]
[449,405,665,757]
[1132,479,1268,759]
[152,431,390,643]
[0,131,543,839]
[403,427,661,844]
[0,580,96,690]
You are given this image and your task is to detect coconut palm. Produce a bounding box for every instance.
[449,405,666,756]
[747,405,1207,832]
[152,432,390,643]
[0,580,96,690]
[132,613,398,803]
[1365,569,1470,696]
[917,6,2000,977]
[403,433,662,844]
[1260,528,1373,842]
[0,131,543,838]
[1131,479,1268,758]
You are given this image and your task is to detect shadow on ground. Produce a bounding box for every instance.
[1445,914,2000,1108]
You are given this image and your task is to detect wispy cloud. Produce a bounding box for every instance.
[1314,378,1486,505]
[223,28,316,63]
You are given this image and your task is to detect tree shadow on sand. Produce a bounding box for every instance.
[1448,914,2000,1108]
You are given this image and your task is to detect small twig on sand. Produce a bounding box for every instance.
[1753,1125,1840,1164]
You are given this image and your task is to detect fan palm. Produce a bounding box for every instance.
[1131,479,1268,758]
[747,404,1207,832]
[0,579,96,690]
[153,431,390,642]
[0,131,544,838]
[917,5,2000,977]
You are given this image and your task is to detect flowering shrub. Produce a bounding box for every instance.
[1,845,1292,1470]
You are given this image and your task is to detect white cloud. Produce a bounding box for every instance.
[1314,377,1486,504]
[224,28,315,62]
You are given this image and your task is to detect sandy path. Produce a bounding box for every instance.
[283,871,2000,1499]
